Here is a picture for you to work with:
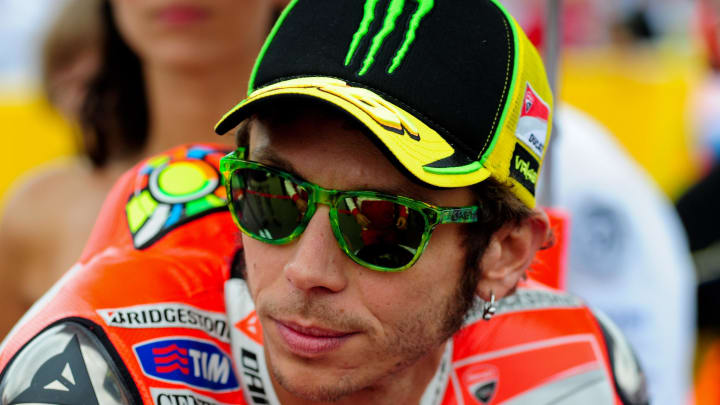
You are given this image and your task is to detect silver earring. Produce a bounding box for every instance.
[482,291,496,321]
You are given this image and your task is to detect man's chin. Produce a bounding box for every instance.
[271,361,363,403]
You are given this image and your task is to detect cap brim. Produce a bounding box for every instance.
[215,77,490,188]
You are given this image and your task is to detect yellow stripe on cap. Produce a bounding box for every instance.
[215,77,491,188]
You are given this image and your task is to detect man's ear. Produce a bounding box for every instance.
[475,209,550,300]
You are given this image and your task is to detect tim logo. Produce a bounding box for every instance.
[345,0,435,75]
[134,338,239,392]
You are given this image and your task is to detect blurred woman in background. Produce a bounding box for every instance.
[0,0,284,337]
[41,0,101,124]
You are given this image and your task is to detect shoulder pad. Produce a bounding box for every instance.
[593,310,650,405]
[0,321,140,405]
[81,143,236,260]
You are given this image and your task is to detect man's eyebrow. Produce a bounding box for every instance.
[250,146,299,175]
[369,184,432,202]
[250,146,432,201]
[234,120,251,147]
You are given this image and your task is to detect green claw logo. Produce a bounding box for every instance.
[345,0,434,76]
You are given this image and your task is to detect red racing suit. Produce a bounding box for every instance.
[0,144,647,405]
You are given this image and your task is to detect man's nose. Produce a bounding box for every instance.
[283,206,349,294]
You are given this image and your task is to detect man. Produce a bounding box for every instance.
[215,1,645,403]
[0,1,647,404]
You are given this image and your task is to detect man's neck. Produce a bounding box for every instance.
[269,341,451,405]
[141,59,250,157]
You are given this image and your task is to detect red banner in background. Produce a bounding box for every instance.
[529,207,570,291]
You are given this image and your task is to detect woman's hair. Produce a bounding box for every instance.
[80,2,148,168]
[78,3,287,168]
[41,0,102,107]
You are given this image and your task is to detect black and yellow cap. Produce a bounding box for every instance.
[215,0,553,208]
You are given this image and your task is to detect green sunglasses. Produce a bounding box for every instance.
[220,148,480,272]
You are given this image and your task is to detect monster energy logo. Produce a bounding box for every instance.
[345,0,435,76]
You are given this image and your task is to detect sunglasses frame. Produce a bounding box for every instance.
[220,148,480,272]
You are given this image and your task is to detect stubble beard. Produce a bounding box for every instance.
[264,272,479,403]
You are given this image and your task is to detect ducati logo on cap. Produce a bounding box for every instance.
[515,82,549,158]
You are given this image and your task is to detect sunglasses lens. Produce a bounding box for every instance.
[229,168,308,241]
[336,196,427,269]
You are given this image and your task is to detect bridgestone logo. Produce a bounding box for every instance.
[98,303,229,343]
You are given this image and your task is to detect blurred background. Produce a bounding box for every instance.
[2,0,706,208]
[0,0,79,203]
[1,0,720,403]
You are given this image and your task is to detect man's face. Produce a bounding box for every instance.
[241,109,477,402]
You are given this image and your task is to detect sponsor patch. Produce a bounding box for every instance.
[134,338,239,393]
[515,82,550,157]
[151,388,232,405]
[235,311,263,345]
[453,335,611,403]
[98,303,230,343]
[461,364,499,405]
[226,279,281,405]
[344,0,434,75]
[238,347,271,405]
[509,144,540,194]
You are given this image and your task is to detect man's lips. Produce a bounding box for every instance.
[274,320,357,356]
